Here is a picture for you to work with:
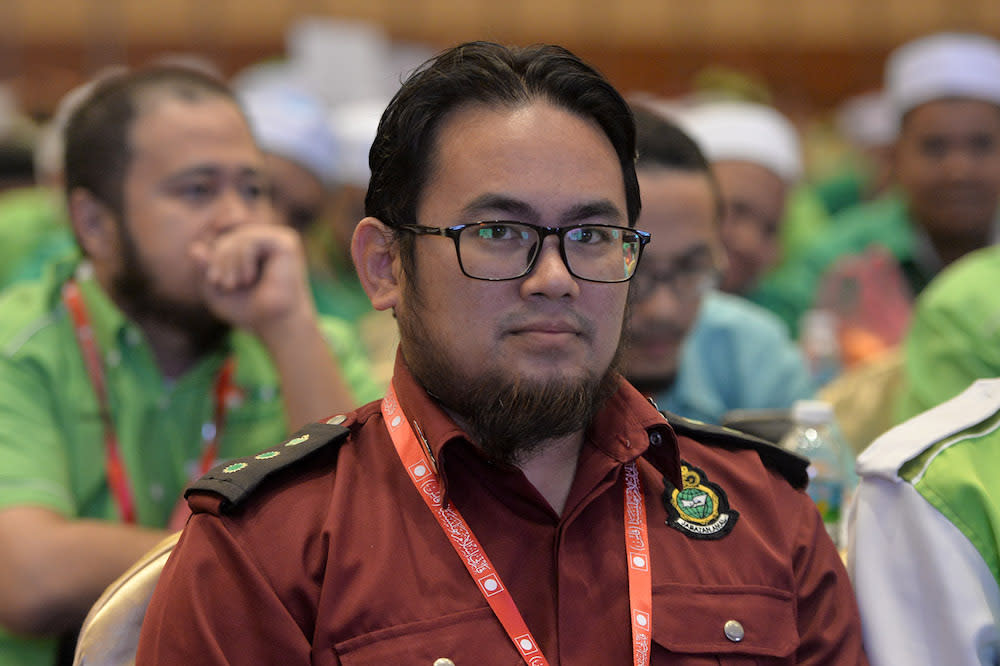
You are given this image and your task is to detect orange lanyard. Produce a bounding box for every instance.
[382,382,653,665]
[62,279,235,524]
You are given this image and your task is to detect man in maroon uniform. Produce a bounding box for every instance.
[137,42,867,665]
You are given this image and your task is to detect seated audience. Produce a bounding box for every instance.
[850,378,1000,665]
[754,32,1000,337]
[0,65,377,665]
[136,41,865,665]
[623,105,813,424]
[895,244,1000,422]
[676,99,804,297]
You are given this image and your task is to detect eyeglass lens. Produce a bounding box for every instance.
[458,222,643,282]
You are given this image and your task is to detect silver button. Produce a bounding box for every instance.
[649,431,663,446]
[432,659,455,666]
[724,619,745,642]
[327,414,347,425]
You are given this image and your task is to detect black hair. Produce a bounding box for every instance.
[365,41,640,272]
[631,104,724,221]
[64,65,236,222]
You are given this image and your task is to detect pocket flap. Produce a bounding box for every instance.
[652,583,798,657]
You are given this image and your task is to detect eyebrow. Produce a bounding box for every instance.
[166,164,265,181]
[460,193,624,225]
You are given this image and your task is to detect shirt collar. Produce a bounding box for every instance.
[69,260,233,382]
[388,350,683,494]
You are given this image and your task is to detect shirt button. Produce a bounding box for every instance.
[648,431,663,446]
[724,619,745,642]
[432,659,455,666]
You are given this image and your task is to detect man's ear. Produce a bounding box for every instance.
[352,217,402,311]
[67,188,118,261]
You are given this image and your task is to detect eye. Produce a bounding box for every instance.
[566,225,616,245]
[476,223,523,241]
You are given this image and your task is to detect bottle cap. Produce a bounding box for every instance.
[791,399,835,425]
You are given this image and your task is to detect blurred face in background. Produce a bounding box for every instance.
[895,98,1000,250]
[623,167,721,395]
[264,153,328,234]
[712,160,788,294]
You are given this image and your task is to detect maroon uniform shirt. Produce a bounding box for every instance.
[137,355,867,664]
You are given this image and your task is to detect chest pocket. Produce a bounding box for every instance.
[334,606,523,665]
[650,583,798,665]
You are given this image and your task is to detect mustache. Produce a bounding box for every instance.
[623,319,689,346]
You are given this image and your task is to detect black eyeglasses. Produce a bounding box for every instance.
[398,221,651,283]
[629,260,720,302]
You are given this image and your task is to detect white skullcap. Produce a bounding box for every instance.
[328,99,387,188]
[676,101,803,183]
[236,75,338,185]
[836,90,898,148]
[887,32,1000,117]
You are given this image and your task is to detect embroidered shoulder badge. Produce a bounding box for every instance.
[663,461,739,540]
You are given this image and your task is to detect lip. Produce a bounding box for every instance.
[508,320,582,336]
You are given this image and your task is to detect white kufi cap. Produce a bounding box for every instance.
[328,99,387,188]
[886,32,1000,117]
[676,101,803,183]
[237,78,338,185]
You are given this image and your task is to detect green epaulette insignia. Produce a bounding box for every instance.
[663,461,739,540]
[185,418,351,512]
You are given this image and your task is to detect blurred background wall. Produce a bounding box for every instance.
[5,0,999,113]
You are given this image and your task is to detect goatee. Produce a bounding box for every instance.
[399,308,623,466]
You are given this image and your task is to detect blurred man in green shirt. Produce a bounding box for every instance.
[0,65,379,665]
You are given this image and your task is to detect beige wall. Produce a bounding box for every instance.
[5,0,1000,112]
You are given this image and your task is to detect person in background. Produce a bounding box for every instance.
[237,82,375,325]
[754,32,1000,338]
[676,100,805,297]
[0,75,111,291]
[137,40,865,665]
[850,377,1000,665]
[0,65,378,665]
[893,243,1000,422]
[623,105,813,424]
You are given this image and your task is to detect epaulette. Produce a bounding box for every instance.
[662,410,809,489]
[185,421,350,512]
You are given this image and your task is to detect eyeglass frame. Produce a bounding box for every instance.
[397,221,652,283]
[628,258,721,302]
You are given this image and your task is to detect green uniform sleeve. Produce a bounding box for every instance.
[895,248,1000,423]
[0,350,78,516]
[318,315,385,405]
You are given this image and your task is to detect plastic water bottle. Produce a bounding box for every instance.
[779,400,856,550]
[799,308,842,390]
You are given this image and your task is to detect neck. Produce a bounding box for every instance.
[129,313,210,379]
[516,434,583,516]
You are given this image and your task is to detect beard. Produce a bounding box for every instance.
[111,222,229,354]
[397,285,625,466]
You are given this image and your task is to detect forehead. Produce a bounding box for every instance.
[637,168,717,251]
[127,95,262,175]
[418,101,626,223]
[901,98,1000,136]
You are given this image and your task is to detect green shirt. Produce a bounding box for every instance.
[751,193,933,337]
[0,186,77,291]
[895,245,1000,423]
[0,259,382,664]
[899,405,1000,587]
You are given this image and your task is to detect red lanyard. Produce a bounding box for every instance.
[62,279,235,524]
[382,382,653,665]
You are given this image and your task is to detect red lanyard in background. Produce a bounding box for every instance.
[381,382,653,666]
[62,279,235,524]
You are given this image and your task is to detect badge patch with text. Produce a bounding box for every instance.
[663,461,739,540]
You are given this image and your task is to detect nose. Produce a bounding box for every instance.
[636,279,684,321]
[942,147,977,180]
[520,235,579,300]
[213,186,258,234]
